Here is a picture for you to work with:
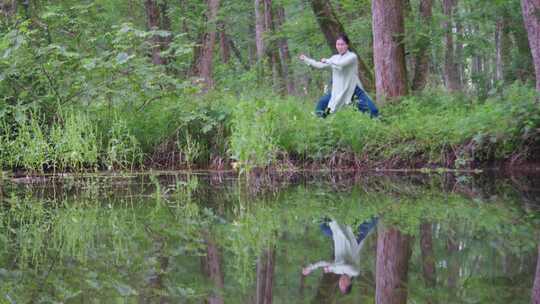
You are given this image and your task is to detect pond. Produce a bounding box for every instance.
[1,171,539,303]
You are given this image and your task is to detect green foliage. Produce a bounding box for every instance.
[228,85,539,170]
[102,115,142,171]
[49,110,100,171]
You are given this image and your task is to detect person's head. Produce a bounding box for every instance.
[336,34,350,55]
[338,274,352,294]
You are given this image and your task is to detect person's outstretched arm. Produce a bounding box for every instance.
[300,54,331,69]
[325,52,357,70]
[302,261,332,275]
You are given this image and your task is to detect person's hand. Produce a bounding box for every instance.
[302,267,311,276]
[299,54,306,61]
[321,58,328,63]
[323,266,331,273]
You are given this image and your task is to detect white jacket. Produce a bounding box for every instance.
[302,51,364,113]
[305,221,366,277]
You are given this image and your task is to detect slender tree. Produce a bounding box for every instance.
[218,21,231,64]
[254,0,266,60]
[275,5,295,95]
[442,0,461,91]
[520,0,540,91]
[532,242,540,303]
[144,0,166,65]
[372,0,408,102]
[412,0,433,91]
[197,0,221,90]
[495,11,513,84]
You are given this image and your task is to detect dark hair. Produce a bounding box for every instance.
[343,282,353,294]
[336,34,350,46]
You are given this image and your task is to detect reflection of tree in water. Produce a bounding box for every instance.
[201,230,224,304]
[376,225,412,304]
[255,246,276,304]
[1,172,539,303]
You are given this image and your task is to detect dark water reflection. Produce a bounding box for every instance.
[1,171,540,303]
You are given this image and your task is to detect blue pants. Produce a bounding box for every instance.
[315,86,379,118]
[320,217,378,244]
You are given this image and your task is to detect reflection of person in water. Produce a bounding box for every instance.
[302,217,378,294]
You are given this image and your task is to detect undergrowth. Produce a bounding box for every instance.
[0,84,538,173]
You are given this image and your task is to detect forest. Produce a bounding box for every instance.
[0,0,539,173]
[2,1,540,303]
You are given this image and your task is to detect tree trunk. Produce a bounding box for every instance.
[0,0,16,18]
[372,0,408,103]
[263,0,284,93]
[375,225,412,304]
[532,242,540,304]
[520,0,540,91]
[144,0,166,65]
[412,0,433,91]
[442,0,461,92]
[229,37,250,70]
[159,1,172,54]
[495,18,504,82]
[254,0,265,60]
[455,17,464,88]
[495,12,512,84]
[201,231,224,304]
[218,22,231,64]
[447,231,460,292]
[275,5,295,95]
[514,13,536,82]
[309,0,375,93]
[197,0,220,90]
[256,246,276,304]
[420,222,436,288]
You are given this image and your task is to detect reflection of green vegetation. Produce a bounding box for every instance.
[0,173,538,302]
[0,175,216,302]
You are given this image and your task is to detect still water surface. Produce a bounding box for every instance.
[1,171,539,303]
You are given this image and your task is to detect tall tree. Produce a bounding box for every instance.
[218,22,231,64]
[309,0,375,93]
[520,0,540,91]
[442,0,461,91]
[254,0,266,60]
[532,242,540,303]
[376,225,412,304]
[275,5,295,95]
[412,0,434,91]
[144,0,166,65]
[513,13,536,82]
[197,0,221,90]
[372,0,408,102]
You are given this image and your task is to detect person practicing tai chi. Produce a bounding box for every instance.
[299,34,378,118]
[302,217,378,294]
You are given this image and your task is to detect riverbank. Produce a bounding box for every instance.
[1,84,538,174]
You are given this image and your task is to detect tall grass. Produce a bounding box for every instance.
[229,84,539,169]
[0,84,537,173]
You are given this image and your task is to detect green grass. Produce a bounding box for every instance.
[0,84,538,173]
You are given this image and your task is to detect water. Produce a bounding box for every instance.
[1,171,539,303]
